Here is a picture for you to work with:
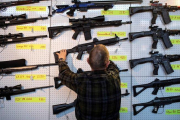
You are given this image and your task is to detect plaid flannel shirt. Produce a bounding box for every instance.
[58,61,121,120]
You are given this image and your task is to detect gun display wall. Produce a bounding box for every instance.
[0,0,180,120]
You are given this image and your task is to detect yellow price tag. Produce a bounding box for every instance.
[16,44,46,49]
[120,107,128,113]
[171,64,180,70]
[171,39,180,44]
[166,109,180,115]
[16,26,47,31]
[101,10,129,15]
[110,55,127,61]
[120,82,128,88]
[170,15,180,20]
[16,6,46,11]
[15,97,46,103]
[97,32,126,37]
[165,87,180,93]
[15,74,46,80]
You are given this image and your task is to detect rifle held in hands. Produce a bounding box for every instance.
[54,35,128,63]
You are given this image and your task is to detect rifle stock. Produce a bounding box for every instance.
[53,101,75,114]
[129,6,153,16]
[48,26,71,38]
[129,31,153,41]
[133,103,149,116]
[129,57,153,69]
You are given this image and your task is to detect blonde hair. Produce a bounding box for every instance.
[89,44,109,70]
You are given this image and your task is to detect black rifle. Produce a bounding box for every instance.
[0,33,23,39]
[0,35,47,47]
[133,95,180,115]
[133,78,180,97]
[0,16,48,28]
[129,0,180,24]
[0,59,58,74]
[0,14,26,21]
[0,84,53,100]
[48,15,132,40]
[54,68,128,89]
[129,26,180,49]
[129,51,180,75]
[53,90,130,114]
[54,35,128,63]
[49,0,142,17]
[0,0,48,11]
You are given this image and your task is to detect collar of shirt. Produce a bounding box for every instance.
[92,70,107,74]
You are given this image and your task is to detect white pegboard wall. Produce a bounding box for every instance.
[120,77,132,120]
[0,76,51,120]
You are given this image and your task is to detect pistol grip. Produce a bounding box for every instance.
[77,51,83,60]
[152,87,159,95]
[153,64,159,75]
[129,57,153,69]
[152,34,158,49]
[72,28,81,40]
[67,8,75,16]
[151,12,158,24]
